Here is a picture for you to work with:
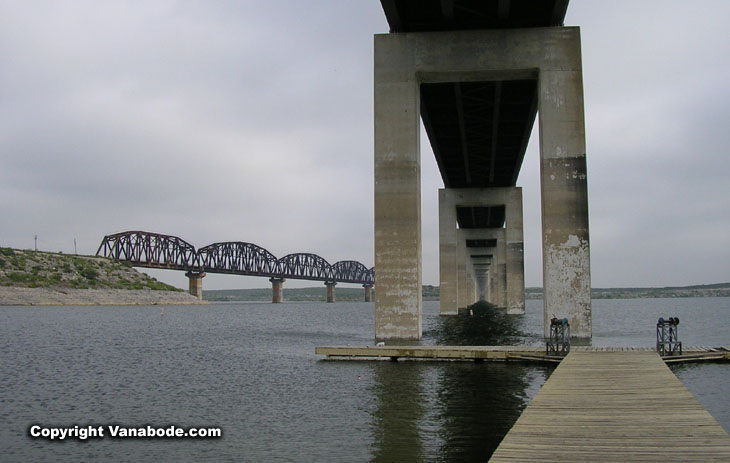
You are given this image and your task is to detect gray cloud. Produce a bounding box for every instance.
[1,1,728,289]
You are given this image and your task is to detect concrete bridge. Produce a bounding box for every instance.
[374,0,591,340]
[96,230,374,303]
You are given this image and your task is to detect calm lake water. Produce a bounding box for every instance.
[1,297,728,462]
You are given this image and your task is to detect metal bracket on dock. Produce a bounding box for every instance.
[546,317,570,356]
[656,317,682,356]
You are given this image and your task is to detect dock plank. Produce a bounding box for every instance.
[489,351,730,462]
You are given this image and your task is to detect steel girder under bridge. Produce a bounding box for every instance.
[96,231,375,285]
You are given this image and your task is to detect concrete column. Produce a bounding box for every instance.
[466,273,476,306]
[270,278,285,304]
[363,285,373,302]
[504,189,525,315]
[325,282,337,303]
[538,50,592,338]
[374,34,422,340]
[456,236,469,310]
[486,268,491,302]
[185,271,205,300]
[438,189,458,315]
[492,240,507,309]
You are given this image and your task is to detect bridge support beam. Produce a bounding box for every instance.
[374,26,590,339]
[459,230,507,309]
[537,65,592,339]
[185,271,205,300]
[325,282,337,303]
[439,189,459,315]
[442,188,525,314]
[467,272,476,307]
[363,285,373,302]
[374,34,422,340]
[471,254,491,302]
[457,234,470,310]
[270,278,285,304]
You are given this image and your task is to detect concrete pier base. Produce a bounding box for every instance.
[270,278,285,304]
[325,282,336,303]
[185,271,205,300]
[363,285,373,302]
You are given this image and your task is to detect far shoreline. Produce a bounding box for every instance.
[0,287,206,307]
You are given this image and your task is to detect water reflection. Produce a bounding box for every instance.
[369,303,554,462]
[369,361,426,462]
[435,362,547,462]
[426,301,529,346]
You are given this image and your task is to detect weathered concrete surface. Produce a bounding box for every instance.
[185,271,205,300]
[457,234,470,309]
[325,282,336,303]
[0,287,206,306]
[459,229,506,308]
[374,33,422,340]
[270,277,285,304]
[442,188,525,314]
[538,69,591,337]
[374,27,590,338]
[363,285,373,302]
[438,189,459,315]
[470,254,491,301]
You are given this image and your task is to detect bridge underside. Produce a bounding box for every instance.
[374,0,591,340]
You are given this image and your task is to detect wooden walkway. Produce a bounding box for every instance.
[315,345,730,363]
[489,351,730,462]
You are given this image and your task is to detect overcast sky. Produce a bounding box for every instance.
[2,1,729,290]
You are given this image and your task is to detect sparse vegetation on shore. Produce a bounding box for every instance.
[0,248,180,291]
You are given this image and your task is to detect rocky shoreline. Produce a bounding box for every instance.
[0,287,206,306]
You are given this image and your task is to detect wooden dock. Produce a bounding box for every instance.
[315,345,730,363]
[489,351,730,462]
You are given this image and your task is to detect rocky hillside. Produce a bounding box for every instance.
[0,247,179,291]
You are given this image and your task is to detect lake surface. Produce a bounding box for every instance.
[1,297,728,462]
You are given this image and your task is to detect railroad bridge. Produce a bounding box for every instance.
[96,231,375,303]
[375,0,591,340]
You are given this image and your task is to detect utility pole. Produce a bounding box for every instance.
[74,239,77,255]
[34,235,37,251]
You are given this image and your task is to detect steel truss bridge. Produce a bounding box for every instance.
[96,231,375,285]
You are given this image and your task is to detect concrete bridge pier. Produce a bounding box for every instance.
[456,234,470,310]
[471,255,490,302]
[325,281,337,303]
[441,188,525,314]
[374,27,591,340]
[270,277,285,303]
[466,272,476,307]
[477,276,488,301]
[374,33,422,340]
[185,271,205,300]
[363,285,373,302]
[462,230,506,309]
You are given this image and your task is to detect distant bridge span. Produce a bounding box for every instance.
[96,231,375,302]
